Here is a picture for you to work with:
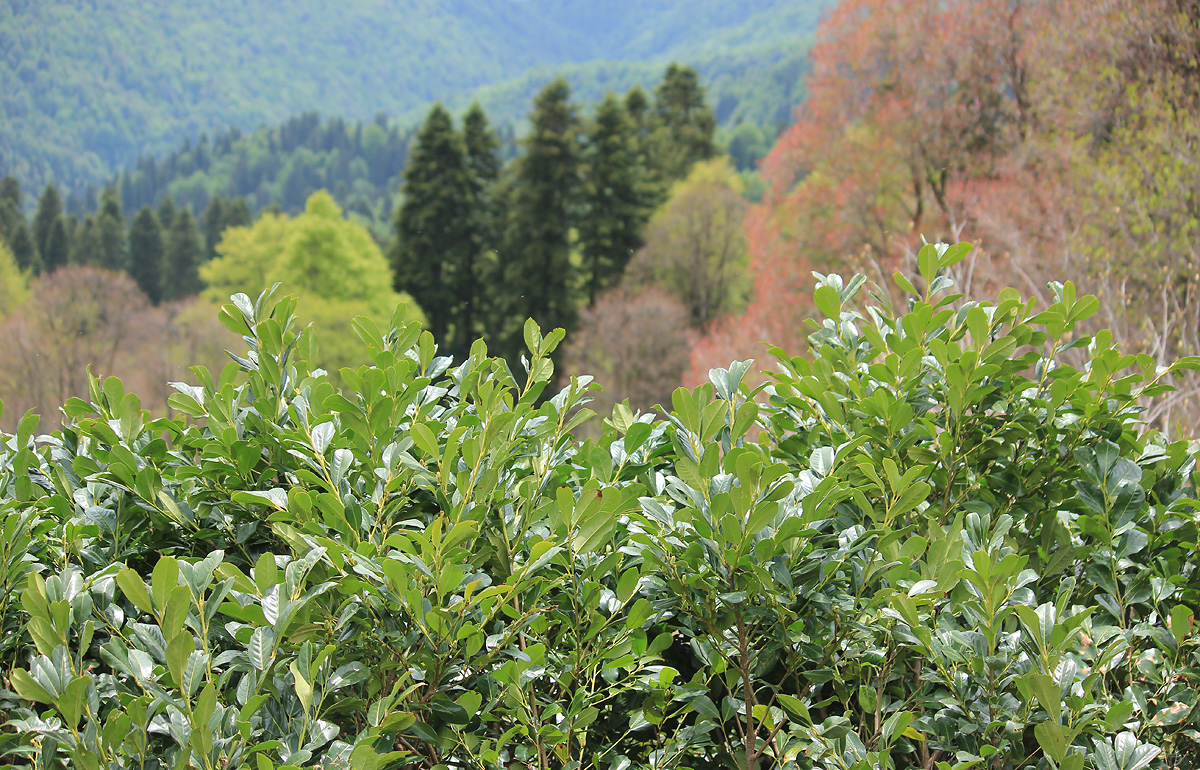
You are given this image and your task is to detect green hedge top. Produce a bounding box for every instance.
[2,243,1199,770]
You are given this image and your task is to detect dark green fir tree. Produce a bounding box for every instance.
[129,206,164,304]
[70,215,98,266]
[651,64,717,184]
[222,197,252,230]
[163,208,204,301]
[0,176,22,247]
[42,217,69,273]
[391,103,473,352]
[156,196,177,237]
[203,196,224,260]
[95,187,128,271]
[32,183,63,259]
[8,218,40,274]
[579,93,646,305]
[624,85,651,157]
[0,176,19,210]
[499,77,581,364]
[459,102,503,356]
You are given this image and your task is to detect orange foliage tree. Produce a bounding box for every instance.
[692,0,1200,429]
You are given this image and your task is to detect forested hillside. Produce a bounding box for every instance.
[78,53,787,233]
[0,0,834,194]
[91,114,420,235]
[0,65,727,425]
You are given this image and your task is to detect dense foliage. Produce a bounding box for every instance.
[201,191,423,376]
[2,244,1199,769]
[0,0,833,193]
[693,0,1200,429]
[92,115,416,233]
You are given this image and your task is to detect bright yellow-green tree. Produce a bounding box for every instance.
[628,156,751,329]
[201,190,423,372]
[0,240,29,321]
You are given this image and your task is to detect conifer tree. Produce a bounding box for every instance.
[391,103,473,351]
[43,217,69,273]
[70,215,98,266]
[0,199,31,267]
[204,197,224,260]
[625,86,651,145]
[651,64,717,184]
[464,103,502,194]
[156,196,177,236]
[579,93,646,306]
[163,208,203,301]
[500,77,581,363]
[0,177,22,249]
[460,102,502,355]
[95,187,127,271]
[222,197,251,230]
[32,183,63,259]
[129,206,164,304]
[8,219,39,274]
[0,176,19,210]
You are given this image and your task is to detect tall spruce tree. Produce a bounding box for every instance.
[0,177,19,210]
[163,208,203,301]
[0,177,21,246]
[156,196,177,237]
[500,77,581,364]
[70,215,98,266]
[129,206,164,304]
[391,103,473,351]
[460,102,502,356]
[43,217,69,273]
[579,93,646,306]
[32,183,63,259]
[222,197,251,230]
[625,86,651,149]
[95,186,127,271]
[203,197,224,261]
[8,218,39,274]
[651,64,717,184]
[464,103,502,196]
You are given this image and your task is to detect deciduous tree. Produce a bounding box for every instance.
[205,190,422,372]
[0,241,29,321]
[630,158,750,329]
[564,284,691,427]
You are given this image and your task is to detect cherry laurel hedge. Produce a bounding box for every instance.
[2,243,1200,770]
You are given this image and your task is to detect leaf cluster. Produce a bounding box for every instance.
[2,244,1200,769]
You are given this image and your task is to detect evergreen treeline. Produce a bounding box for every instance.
[393,65,717,364]
[69,113,426,233]
[1,64,720,373]
[0,171,249,307]
[58,67,779,235]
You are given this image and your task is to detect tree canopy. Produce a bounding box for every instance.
[202,190,423,372]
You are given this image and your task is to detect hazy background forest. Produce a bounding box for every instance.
[0,0,1197,434]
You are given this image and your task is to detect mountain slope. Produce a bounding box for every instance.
[1,0,835,192]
